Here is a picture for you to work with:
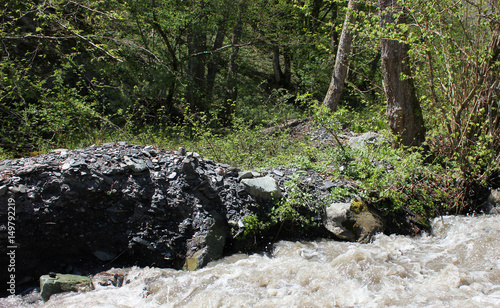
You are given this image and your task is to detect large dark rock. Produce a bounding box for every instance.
[0,144,344,296]
[0,143,259,295]
[0,143,425,296]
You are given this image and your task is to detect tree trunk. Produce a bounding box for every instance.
[323,0,359,112]
[272,44,284,88]
[186,26,207,112]
[226,23,242,104]
[379,0,425,147]
[205,24,226,104]
[222,22,243,125]
[474,10,500,144]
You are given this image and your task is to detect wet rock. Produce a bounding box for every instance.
[241,176,282,199]
[92,271,125,287]
[350,201,385,244]
[323,200,385,243]
[40,273,94,302]
[184,211,228,271]
[483,189,500,214]
[323,202,356,242]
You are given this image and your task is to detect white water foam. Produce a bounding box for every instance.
[2,215,500,307]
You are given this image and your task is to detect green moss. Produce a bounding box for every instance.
[350,201,367,214]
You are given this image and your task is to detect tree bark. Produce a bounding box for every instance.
[205,24,226,104]
[226,23,242,105]
[272,44,283,87]
[323,0,359,112]
[379,0,425,147]
[186,24,207,112]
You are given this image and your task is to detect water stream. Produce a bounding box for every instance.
[2,215,500,307]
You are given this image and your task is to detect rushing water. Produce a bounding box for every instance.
[2,215,500,307]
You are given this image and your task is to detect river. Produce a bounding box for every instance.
[2,215,500,307]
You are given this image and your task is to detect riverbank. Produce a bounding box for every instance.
[0,138,447,297]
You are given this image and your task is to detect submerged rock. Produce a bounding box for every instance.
[40,273,94,302]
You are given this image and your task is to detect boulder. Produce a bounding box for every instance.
[323,202,356,242]
[40,273,94,302]
[350,201,385,243]
[241,176,282,199]
[483,188,500,214]
[348,132,384,150]
[184,211,228,271]
[323,200,385,243]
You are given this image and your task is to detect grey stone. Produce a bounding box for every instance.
[484,189,500,214]
[273,169,284,177]
[237,219,245,228]
[241,176,282,199]
[321,181,337,190]
[123,156,148,173]
[348,132,385,150]
[323,202,356,242]
[238,170,261,181]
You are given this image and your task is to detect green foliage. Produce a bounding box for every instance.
[237,171,324,241]
[1,0,498,218]
[272,171,323,227]
[238,215,272,240]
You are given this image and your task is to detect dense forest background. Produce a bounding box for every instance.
[1,0,499,215]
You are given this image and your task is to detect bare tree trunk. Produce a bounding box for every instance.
[379,0,425,147]
[223,21,242,125]
[272,44,283,87]
[205,24,226,104]
[186,26,207,112]
[323,0,359,112]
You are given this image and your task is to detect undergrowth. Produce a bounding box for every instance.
[1,94,497,223]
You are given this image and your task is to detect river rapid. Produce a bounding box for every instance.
[2,215,500,307]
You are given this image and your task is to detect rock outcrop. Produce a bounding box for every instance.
[0,142,420,295]
[0,143,339,294]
